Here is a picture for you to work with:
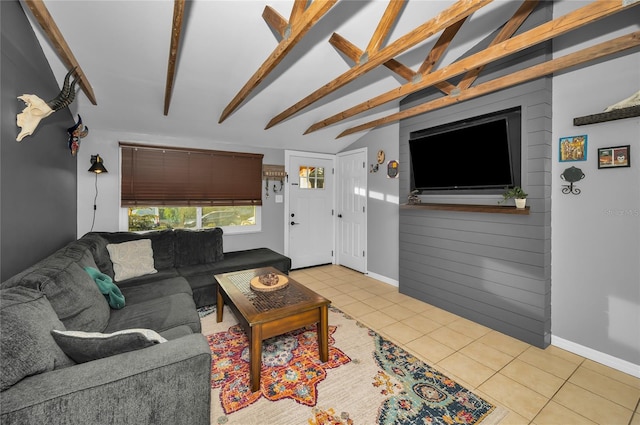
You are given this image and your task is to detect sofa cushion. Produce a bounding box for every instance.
[0,287,74,391]
[174,228,224,267]
[119,276,192,306]
[51,328,166,363]
[107,239,157,282]
[104,293,201,334]
[90,230,176,276]
[84,267,125,309]
[14,257,110,332]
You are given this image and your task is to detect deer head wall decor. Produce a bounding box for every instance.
[16,67,78,142]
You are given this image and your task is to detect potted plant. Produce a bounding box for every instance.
[499,186,528,208]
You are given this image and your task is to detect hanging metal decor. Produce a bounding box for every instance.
[561,166,585,195]
[67,115,89,157]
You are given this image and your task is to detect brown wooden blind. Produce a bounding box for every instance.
[120,143,263,207]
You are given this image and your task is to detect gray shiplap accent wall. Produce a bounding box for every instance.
[398,42,553,346]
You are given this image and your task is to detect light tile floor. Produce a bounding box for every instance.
[290,265,640,425]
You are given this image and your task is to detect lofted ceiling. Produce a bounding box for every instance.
[20,0,640,155]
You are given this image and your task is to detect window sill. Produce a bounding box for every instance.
[401,203,530,215]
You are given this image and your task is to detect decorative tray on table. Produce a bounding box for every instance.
[250,272,289,292]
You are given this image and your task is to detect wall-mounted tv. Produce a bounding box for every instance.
[409,107,521,193]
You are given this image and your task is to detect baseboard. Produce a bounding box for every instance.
[551,335,640,378]
[365,271,398,287]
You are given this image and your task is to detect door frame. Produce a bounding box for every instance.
[284,150,336,265]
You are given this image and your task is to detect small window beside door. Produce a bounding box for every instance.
[299,166,325,189]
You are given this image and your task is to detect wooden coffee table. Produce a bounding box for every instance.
[215,266,330,392]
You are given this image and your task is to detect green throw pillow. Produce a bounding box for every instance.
[84,267,125,309]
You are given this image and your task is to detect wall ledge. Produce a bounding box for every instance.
[401,203,530,215]
[573,105,640,126]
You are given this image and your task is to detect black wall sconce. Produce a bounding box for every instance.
[561,166,585,195]
[89,154,108,174]
[88,154,107,231]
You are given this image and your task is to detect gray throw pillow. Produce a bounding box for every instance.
[0,287,74,391]
[51,328,167,363]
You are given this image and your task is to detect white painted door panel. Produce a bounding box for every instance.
[286,153,334,269]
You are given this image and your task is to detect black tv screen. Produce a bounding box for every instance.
[409,107,521,193]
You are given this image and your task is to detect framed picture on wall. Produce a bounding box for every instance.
[598,145,630,169]
[559,135,588,162]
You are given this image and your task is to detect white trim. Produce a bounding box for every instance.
[551,335,640,378]
[366,271,398,287]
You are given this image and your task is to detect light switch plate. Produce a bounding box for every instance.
[275,195,283,203]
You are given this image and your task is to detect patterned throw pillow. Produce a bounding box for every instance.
[106,239,157,282]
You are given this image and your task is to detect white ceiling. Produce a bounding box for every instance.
[23,1,527,154]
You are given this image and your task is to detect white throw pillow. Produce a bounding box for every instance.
[107,239,157,281]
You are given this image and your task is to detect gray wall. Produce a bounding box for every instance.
[550,2,639,370]
[343,123,400,283]
[397,4,553,348]
[1,0,76,281]
[399,78,552,348]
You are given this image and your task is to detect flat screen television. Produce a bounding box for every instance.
[409,107,521,193]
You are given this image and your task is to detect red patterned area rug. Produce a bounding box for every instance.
[201,306,508,425]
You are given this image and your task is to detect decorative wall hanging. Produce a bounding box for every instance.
[559,135,588,162]
[16,67,78,142]
[262,164,286,197]
[598,145,630,169]
[370,150,386,173]
[560,166,585,195]
[387,160,399,178]
[67,115,89,157]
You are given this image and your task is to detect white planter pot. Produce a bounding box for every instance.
[515,198,527,209]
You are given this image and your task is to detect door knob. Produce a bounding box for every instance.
[290,221,300,225]
[337,214,342,218]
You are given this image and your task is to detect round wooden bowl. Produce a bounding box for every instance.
[250,274,289,292]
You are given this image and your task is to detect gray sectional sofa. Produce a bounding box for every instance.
[0,227,291,425]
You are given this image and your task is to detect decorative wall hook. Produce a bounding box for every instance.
[561,166,585,195]
[16,67,79,142]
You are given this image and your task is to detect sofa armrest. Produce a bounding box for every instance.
[1,334,211,425]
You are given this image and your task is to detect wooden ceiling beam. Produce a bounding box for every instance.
[363,0,407,60]
[289,0,307,26]
[329,32,416,81]
[417,17,466,75]
[306,0,636,135]
[457,0,538,91]
[337,31,640,138]
[164,0,185,116]
[265,0,493,129]
[23,0,97,105]
[218,0,336,124]
[263,5,289,40]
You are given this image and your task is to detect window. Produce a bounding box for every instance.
[128,206,258,232]
[299,166,325,189]
[121,143,263,233]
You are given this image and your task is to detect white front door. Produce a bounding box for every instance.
[285,151,335,269]
[336,149,367,272]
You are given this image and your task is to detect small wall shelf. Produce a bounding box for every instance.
[573,105,640,126]
[401,203,530,215]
